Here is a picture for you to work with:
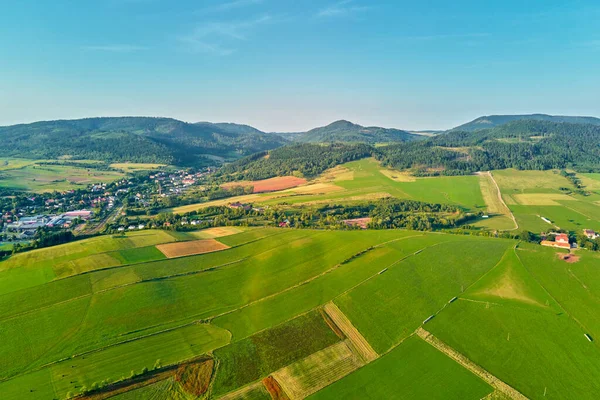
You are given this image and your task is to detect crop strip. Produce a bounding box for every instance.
[323,303,378,363]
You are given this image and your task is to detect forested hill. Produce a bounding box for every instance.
[217,120,600,181]
[288,120,422,143]
[378,120,600,175]
[0,117,288,166]
[450,114,600,132]
[217,143,373,181]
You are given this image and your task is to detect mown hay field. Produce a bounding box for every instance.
[272,340,362,399]
[492,169,600,232]
[156,239,230,258]
[212,311,340,397]
[222,176,307,193]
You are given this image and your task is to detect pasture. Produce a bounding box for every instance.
[1,226,599,399]
[492,169,600,232]
[0,160,124,192]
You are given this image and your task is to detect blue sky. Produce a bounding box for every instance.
[1,0,599,131]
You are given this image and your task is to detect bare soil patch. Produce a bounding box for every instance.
[175,358,214,396]
[557,253,580,264]
[263,376,290,400]
[156,239,229,258]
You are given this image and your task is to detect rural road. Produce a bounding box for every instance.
[485,171,519,231]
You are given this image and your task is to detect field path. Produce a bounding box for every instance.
[323,303,378,363]
[416,328,528,400]
[480,172,518,231]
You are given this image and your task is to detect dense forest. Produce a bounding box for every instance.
[377,120,600,175]
[289,120,422,143]
[449,114,600,132]
[216,143,374,180]
[215,120,600,179]
[0,117,287,166]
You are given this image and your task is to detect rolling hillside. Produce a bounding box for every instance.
[292,120,422,143]
[450,114,600,132]
[0,117,288,166]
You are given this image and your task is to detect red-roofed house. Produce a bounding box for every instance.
[541,233,571,249]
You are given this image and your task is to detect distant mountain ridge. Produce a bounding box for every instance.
[0,117,287,166]
[450,114,600,132]
[287,120,422,143]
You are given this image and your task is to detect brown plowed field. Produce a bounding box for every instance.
[156,239,229,258]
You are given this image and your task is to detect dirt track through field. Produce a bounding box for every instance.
[416,328,528,400]
[323,303,378,363]
[480,172,518,230]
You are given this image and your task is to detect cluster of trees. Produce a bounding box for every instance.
[7,228,77,255]
[217,143,374,181]
[169,199,481,232]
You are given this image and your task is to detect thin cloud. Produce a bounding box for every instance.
[317,0,371,18]
[579,39,600,50]
[81,45,149,52]
[401,33,490,41]
[196,0,264,14]
[178,15,272,56]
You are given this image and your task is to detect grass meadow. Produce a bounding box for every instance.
[309,336,493,400]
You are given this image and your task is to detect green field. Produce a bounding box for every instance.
[493,169,600,233]
[309,336,493,400]
[0,158,125,192]
[1,226,599,399]
[172,158,487,213]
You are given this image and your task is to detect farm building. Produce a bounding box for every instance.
[584,229,598,239]
[541,233,571,249]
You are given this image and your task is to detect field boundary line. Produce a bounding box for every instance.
[416,328,528,400]
[333,238,456,300]
[207,236,422,325]
[0,258,249,324]
[323,302,378,362]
